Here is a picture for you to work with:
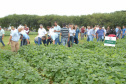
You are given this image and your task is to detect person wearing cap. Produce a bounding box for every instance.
[38,24,47,45]
[8,26,23,52]
[90,27,96,41]
[54,21,61,45]
[96,26,105,42]
[0,26,5,46]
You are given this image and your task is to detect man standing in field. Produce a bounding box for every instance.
[81,26,85,40]
[54,21,61,45]
[121,26,126,38]
[0,26,5,47]
[8,26,23,52]
[90,27,96,41]
[38,24,47,45]
[60,23,70,46]
[47,26,54,45]
[24,24,30,35]
[74,25,80,44]
[96,26,105,42]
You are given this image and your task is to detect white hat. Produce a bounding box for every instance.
[102,27,105,29]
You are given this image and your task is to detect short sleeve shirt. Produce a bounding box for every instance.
[54,25,61,35]
[0,29,5,36]
[96,29,104,37]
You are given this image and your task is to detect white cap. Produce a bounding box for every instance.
[40,24,43,27]
[102,27,105,29]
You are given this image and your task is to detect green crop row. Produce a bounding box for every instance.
[0,39,126,84]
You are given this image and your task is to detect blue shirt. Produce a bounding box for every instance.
[75,28,80,38]
[22,33,29,39]
[11,29,20,42]
[115,28,119,33]
[54,25,61,35]
[122,28,126,35]
[90,29,95,35]
[96,29,104,37]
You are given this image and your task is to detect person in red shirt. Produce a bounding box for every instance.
[24,24,30,35]
[81,26,85,40]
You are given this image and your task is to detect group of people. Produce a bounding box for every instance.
[79,25,126,42]
[34,22,80,47]
[0,22,126,52]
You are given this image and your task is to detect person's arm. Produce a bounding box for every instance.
[26,39,29,44]
[104,32,105,37]
[96,33,98,39]
[53,40,55,44]
[2,34,4,39]
[8,36,12,45]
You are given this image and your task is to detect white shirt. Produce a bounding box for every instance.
[0,29,5,36]
[38,28,47,37]
[87,29,91,35]
[48,28,54,36]
[11,29,20,42]
[51,33,58,40]
[69,29,76,36]
[54,25,61,35]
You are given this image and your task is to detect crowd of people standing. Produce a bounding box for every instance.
[0,22,126,52]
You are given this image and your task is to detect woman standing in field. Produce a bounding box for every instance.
[68,25,76,47]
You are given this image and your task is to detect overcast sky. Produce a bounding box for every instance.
[0,0,125,18]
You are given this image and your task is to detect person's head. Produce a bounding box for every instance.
[52,25,54,28]
[99,26,102,30]
[69,23,72,28]
[24,24,27,28]
[40,24,43,28]
[75,25,78,29]
[11,26,15,30]
[73,25,75,29]
[119,26,121,29]
[87,26,90,29]
[62,23,66,27]
[0,26,1,30]
[54,21,58,26]
[94,27,96,30]
[82,26,84,28]
[107,26,110,30]
[47,26,51,30]
[123,26,125,29]
[102,27,105,30]
[18,26,24,32]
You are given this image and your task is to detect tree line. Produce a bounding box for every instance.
[0,11,126,31]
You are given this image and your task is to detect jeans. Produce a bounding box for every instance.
[68,36,74,47]
[97,36,104,42]
[87,35,90,41]
[34,40,38,44]
[61,38,68,46]
[21,39,27,46]
[0,36,5,46]
[38,37,46,45]
[47,38,52,45]
[117,34,121,39]
[81,33,84,40]
[55,35,60,45]
[90,35,94,41]
[74,37,78,44]
[122,34,125,38]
